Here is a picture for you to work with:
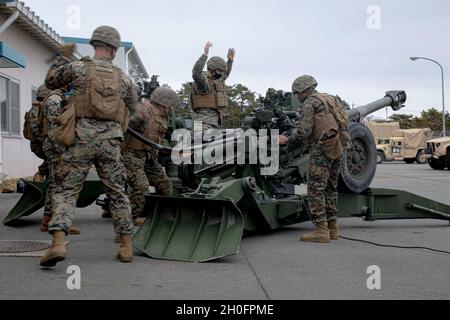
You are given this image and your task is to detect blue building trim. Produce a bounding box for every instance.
[62,37,133,49]
[0,42,26,68]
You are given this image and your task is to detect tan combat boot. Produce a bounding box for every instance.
[301,221,330,243]
[328,220,339,240]
[117,234,133,263]
[40,231,66,268]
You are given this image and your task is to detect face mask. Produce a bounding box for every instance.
[213,71,224,80]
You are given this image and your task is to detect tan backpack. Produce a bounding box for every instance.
[23,102,47,143]
[312,93,351,150]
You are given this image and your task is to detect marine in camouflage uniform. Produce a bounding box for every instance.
[40,89,81,235]
[191,42,235,131]
[123,87,178,226]
[280,75,349,243]
[26,85,50,181]
[41,26,138,268]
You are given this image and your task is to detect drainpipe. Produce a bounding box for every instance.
[125,45,135,76]
[0,11,18,183]
[0,10,19,36]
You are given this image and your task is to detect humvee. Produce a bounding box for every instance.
[425,137,450,170]
[376,129,432,164]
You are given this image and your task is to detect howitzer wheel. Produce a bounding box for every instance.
[339,123,377,193]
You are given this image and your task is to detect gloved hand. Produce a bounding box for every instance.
[60,43,76,58]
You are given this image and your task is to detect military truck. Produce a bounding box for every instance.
[376,129,432,164]
[425,137,450,170]
[366,122,401,142]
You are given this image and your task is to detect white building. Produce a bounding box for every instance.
[62,37,148,82]
[0,0,148,180]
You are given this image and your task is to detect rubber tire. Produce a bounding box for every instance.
[339,122,377,194]
[404,158,416,164]
[376,151,385,165]
[446,150,450,170]
[416,151,427,165]
[428,158,446,170]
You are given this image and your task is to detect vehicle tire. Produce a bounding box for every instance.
[428,158,446,170]
[416,151,428,165]
[376,151,385,165]
[446,150,450,170]
[404,158,416,164]
[339,122,377,194]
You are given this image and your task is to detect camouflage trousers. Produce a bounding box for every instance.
[42,140,62,218]
[49,138,133,235]
[123,149,172,218]
[193,109,220,131]
[307,145,342,224]
[31,141,49,177]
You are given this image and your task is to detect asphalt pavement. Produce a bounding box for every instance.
[0,163,449,300]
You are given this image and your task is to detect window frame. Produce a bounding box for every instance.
[0,74,21,138]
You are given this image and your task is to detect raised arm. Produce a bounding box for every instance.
[192,42,212,93]
[222,48,235,81]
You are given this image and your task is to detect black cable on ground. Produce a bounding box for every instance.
[340,236,450,255]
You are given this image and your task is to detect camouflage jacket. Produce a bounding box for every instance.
[288,91,326,145]
[192,55,233,94]
[43,90,66,155]
[45,55,138,142]
[28,102,45,144]
[127,104,147,135]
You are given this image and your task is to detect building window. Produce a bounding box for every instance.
[0,76,20,136]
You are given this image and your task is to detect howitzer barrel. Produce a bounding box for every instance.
[347,91,407,121]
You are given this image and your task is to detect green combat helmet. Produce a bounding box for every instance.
[292,75,318,94]
[90,26,121,49]
[36,85,50,102]
[151,87,180,111]
[207,56,227,72]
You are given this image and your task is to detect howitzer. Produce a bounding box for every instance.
[4,90,450,264]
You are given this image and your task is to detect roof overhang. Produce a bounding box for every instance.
[63,37,149,79]
[0,1,80,59]
[0,41,26,68]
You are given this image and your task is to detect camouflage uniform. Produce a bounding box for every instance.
[144,157,172,196]
[45,55,137,235]
[27,102,49,178]
[42,90,66,219]
[288,90,342,224]
[192,55,233,130]
[123,99,172,219]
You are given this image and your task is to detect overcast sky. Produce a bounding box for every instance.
[24,0,450,118]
